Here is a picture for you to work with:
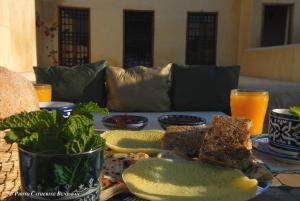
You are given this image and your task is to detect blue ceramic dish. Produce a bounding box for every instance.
[269,109,300,154]
[252,135,300,164]
[158,115,206,130]
[39,101,75,118]
[102,115,148,130]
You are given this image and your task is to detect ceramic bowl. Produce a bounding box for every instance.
[39,101,74,118]
[268,109,300,155]
[102,115,148,130]
[158,115,206,130]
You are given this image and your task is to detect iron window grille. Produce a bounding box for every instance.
[59,7,90,66]
[186,12,217,65]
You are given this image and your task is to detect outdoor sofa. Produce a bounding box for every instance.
[20,61,300,132]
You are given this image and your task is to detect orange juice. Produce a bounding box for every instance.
[230,90,269,135]
[34,84,52,102]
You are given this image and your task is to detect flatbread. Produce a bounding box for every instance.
[123,158,258,201]
[102,130,165,154]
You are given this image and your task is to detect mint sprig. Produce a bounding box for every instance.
[0,102,107,154]
[290,106,300,133]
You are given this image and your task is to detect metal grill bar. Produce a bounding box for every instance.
[186,13,217,65]
[59,7,90,66]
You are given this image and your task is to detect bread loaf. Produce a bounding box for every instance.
[0,67,39,120]
[162,125,208,158]
[199,115,252,168]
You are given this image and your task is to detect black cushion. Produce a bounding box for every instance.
[34,60,108,106]
[171,64,240,114]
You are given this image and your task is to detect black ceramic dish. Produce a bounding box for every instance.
[158,115,206,130]
[102,115,148,130]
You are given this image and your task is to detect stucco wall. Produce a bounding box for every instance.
[0,0,37,72]
[36,0,240,67]
[240,45,300,82]
[251,0,300,48]
[238,0,300,82]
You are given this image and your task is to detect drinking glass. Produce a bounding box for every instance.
[230,89,269,135]
[34,84,52,102]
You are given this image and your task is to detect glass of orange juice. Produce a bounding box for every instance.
[230,89,269,135]
[34,84,52,102]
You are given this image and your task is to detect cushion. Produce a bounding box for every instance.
[171,64,240,114]
[106,64,172,112]
[34,60,108,106]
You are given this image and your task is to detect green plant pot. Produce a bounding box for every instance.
[19,146,104,201]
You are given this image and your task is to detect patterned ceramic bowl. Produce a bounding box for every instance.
[268,109,300,155]
[102,115,148,130]
[39,101,74,118]
[158,115,206,130]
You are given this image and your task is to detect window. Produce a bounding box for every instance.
[261,5,292,47]
[186,12,217,65]
[123,10,154,68]
[59,7,90,66]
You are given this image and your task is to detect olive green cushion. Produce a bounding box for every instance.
[106,64,172,112]
[34,60,108,106]
[171,64,240,114]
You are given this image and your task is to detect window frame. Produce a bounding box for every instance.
[123,9,155,68]
[185,12,218,65]
[260,3,294,47]
[58,6,91,66]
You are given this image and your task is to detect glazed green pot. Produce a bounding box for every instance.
[19,146,104,201]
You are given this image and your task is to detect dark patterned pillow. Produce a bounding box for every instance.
[34,60,108,106]
[171,64,240,114]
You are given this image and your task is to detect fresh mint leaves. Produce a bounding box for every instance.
[0,102,107,154]
[71,102,109,119]
[290,106,300,132]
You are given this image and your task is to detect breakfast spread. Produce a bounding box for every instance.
[100,115,273,201]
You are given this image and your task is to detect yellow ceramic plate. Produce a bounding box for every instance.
[123,158,258,201]
[102,130,165,155]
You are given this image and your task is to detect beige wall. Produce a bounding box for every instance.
[36,0,240,67]
[251,0,300,48]
[0,0,37,72]
[240,45,300,82]
[36,0,300,82]
[239,0,300,82]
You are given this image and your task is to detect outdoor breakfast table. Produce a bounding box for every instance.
[94,111,300,201]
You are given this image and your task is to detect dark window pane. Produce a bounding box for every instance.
[261,5,290,47]
[124,11,154,68]
[186,13,217,65]
[59,8,90,66]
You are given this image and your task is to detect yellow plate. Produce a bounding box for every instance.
[102,130,165,155]
[123,158,258,201]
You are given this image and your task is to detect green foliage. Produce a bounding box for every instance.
[71,102,109,119]
[290,106,300,132]
[53,164,73,186]
[0,102,107,154]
